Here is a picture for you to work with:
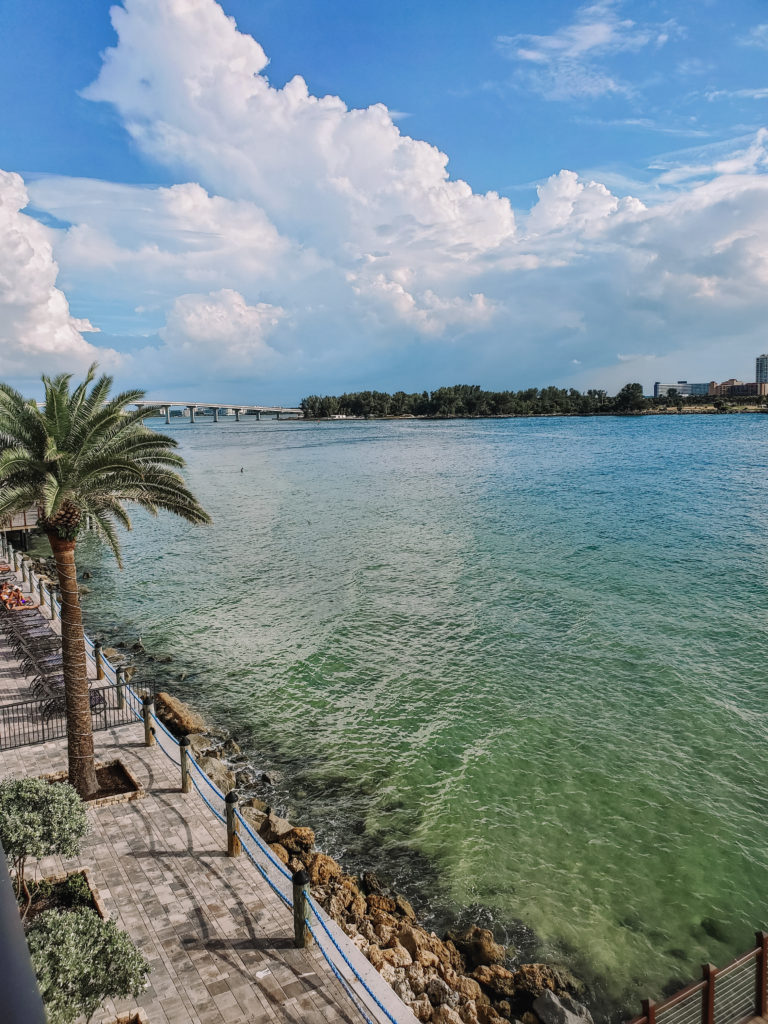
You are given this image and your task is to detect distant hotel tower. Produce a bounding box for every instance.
[757,354,768,384]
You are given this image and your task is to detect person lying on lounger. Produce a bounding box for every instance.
[3,587,38,610]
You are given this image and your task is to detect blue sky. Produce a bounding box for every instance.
[2,0,768,401]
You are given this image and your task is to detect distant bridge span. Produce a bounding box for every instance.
[134,400,304,423]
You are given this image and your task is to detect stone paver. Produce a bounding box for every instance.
[0,563,414,1024]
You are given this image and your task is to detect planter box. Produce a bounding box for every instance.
[43,759,145,807]
[24,867,108,925]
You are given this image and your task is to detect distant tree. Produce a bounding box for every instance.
[27,908,150,1024]
[0,778,88,917]
[613,382,647,412]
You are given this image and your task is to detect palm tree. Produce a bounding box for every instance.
[0,366,211,798]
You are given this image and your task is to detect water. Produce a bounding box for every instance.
[67,414,768,1013]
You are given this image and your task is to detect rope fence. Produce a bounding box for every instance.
[0,539,411,1024]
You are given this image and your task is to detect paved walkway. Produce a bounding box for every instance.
[0,562,414,1024]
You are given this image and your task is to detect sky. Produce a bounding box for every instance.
[2,0,768,402]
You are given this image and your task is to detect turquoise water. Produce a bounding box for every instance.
[71,415,768,1012]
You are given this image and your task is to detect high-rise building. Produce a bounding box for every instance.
[756,354,768,384]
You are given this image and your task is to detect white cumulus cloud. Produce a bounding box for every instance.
[0,170,119,379]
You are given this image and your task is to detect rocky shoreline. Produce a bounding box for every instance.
[150,690,596,1024]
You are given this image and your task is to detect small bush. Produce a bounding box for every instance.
[27,908,150,1024]
[0,777,88,902]
[62,872,92,910]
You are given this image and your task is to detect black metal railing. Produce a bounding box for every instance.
[0,683,137,751]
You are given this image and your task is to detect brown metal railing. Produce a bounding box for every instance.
[629,932,768,1024]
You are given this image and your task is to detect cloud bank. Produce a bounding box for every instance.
[4,0,768,394]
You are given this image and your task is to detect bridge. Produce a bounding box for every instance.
[133,400,304,424]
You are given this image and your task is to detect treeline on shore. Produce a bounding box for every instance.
[300,383,762,419]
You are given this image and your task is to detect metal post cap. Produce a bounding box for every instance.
[179,735,190,748]
[225,790,239,804]
[292,868,310,886]
[142,694,154,705]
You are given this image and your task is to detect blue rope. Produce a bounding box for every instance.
[150,709,181,746]
[239,840,293,908]
[187,770,227,824]
[305,894,400,1024]
[153,734,180,767]
[235,810,293,880]
[306,920,376,1024]
[187,753,226,801]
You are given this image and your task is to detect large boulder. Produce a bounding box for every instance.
[532,991,594,1024]
[194,755,235,793]
[446,926,506,969]
[258,811,294,844]
[238,805,267,833]
[472,965,517,1001]
[306,852,344,887]
[154,691,207,737]
[280,826,316,855]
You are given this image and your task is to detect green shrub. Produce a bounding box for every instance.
[27,908,150,1024]
[62,872,92,910]
[0,777,88,903]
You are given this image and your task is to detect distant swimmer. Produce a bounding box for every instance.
[240,467,244,473]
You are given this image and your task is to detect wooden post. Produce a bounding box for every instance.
[702,964,716,1024]
[642,999,656,1024]
[142,695,155,746]
[115,666,126,710]
[20,558,27,584]
[94,642,105,681]
[49,584,59,620]
[37,577,45,610]
[225,791,241,857]
[180,735,191,793]
[756,931,768,1017]
[292,869,312,948]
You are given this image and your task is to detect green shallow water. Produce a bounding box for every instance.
[69,415,768,1013]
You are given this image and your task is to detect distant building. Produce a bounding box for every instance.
[708,379,768,397]
[653,380,709,397]
[756,354,768,384]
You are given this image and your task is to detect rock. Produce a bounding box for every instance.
[495,1002,512,1020]
[373,912,399,946]
[393,973,416,1004]
[509,965,584,1002]
[195,755,236,793]
[116,641,126,649]
[427,976,459,1008]
[280,826,316,855]
[476,1007,506,1024]
[405,963,427,996]
[379,943,413,969]
[700,917,729,943]
[451,976,484,1003]
[459,1001,481,1024]
[400,924,431,960]
[473,966,517,1001]
[81,571,92,580]
[222,738,241,756]
[447,926,506,969]
[288,856,305,875]
[410,996,434,1022]
[532,991,593,1024]
[103,647,121,662]
[367,893,397,915]
[239,805,267,832]
[268,843,289,865]
[124,666,135,682]
[131,640,145,653]
[395,894,417,921]
[434,1008,464,1024]
[306,852,343,887]
[187,733,216,758]
[154,692,207,737]
[258,812,294,844]
[361,871,383,894]
[250,797,269,812]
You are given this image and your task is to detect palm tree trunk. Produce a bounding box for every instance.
[47,533,98,799]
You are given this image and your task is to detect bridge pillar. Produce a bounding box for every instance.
[255,411,261,421]
[164,407,171,425]
[213,407,219,423]
[188,405,196,423]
